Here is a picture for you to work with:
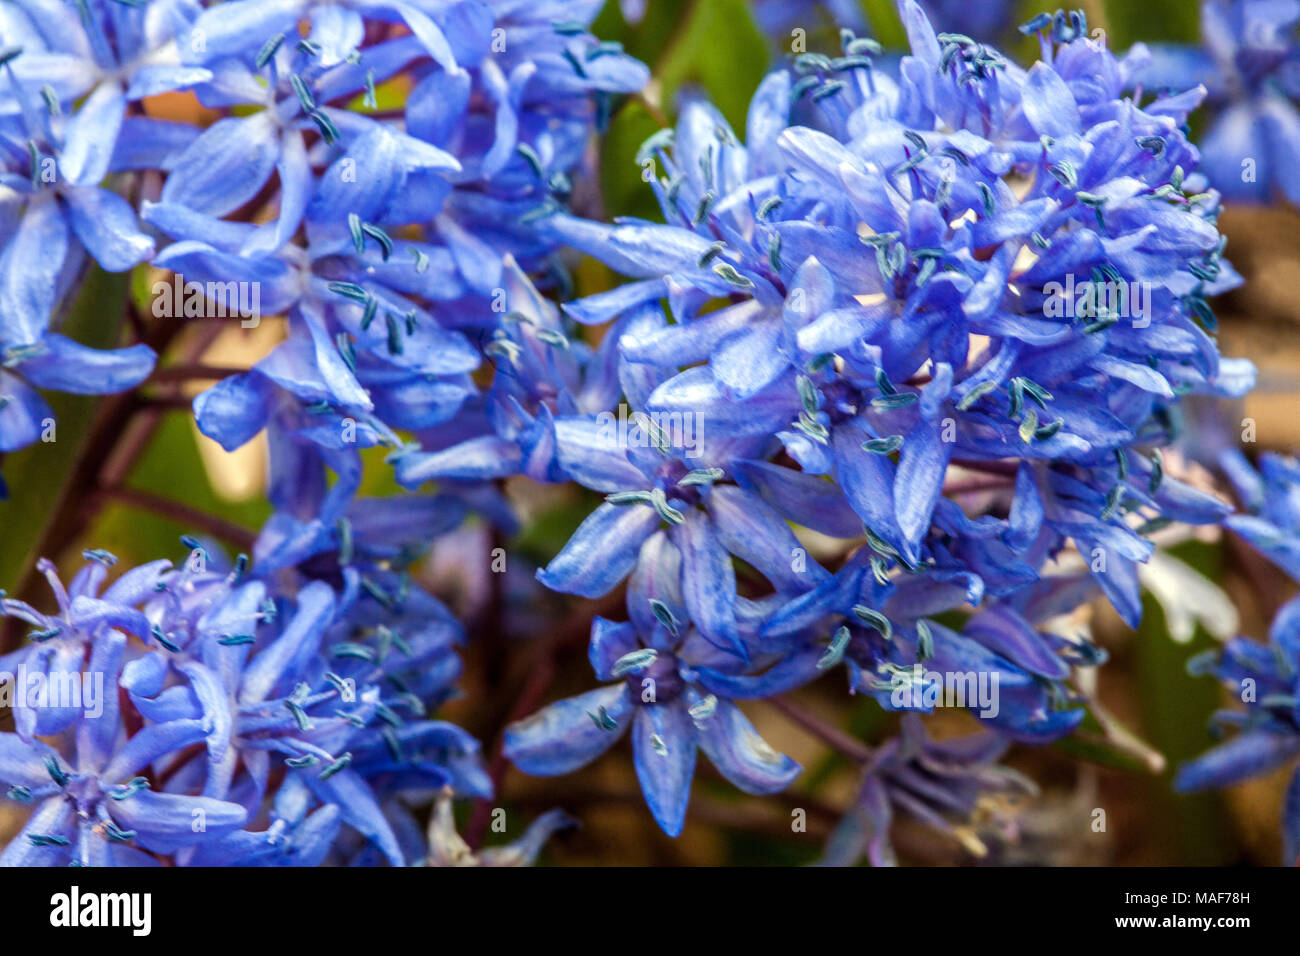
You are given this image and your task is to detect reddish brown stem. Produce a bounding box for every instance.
[96,485,257,552]
[767,695,873,764]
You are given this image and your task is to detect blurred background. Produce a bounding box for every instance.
[3,0,1299,865]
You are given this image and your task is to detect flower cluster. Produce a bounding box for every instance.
[489,2,1252,843]
[0,543,495,866]
[0,0,1289,867]
[0,0,645,865]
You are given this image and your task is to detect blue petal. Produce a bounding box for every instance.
[537,501,661,598]
[632,704,696,837]
[193,372,273,451]
[0,732,57,788]
[59,81,126,186]
[114,790,247,846]
[393,435,523,487]
[184,0,302,64]
[238,580,334,704]
[707,484,828,591]
[17,333,155,395]
[695,699,800,794]
[1020,62,1081,139]
[160,114,280,217]
[305,767,404,866]
[102,719,210,781]
[0,372,54,452]
[504,684,633,775]
[673,509,744,660]
[894,421,951,557]
[0,198,69,344]
[832,424,907,560]
[62,186,155,271]
[731,459,864,538]
[1176,732,1300,792]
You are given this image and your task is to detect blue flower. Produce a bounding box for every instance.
[505,549,802,836]
[0,0,213,334]
[821,714,1035,866]
[119,546,484,866]
[0,540,487,866]
[141,1,648,523]
[539,1,1250,632]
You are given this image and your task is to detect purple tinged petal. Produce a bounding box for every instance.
[0,198,68,344]
[632,704,696,837]
[537,501,661,598]
[61,187,155,271]
[695,699,800,794]
[17,333,155,395]
[1175,732,1300,792]
[238,580,334,705]
[160,114,280,217]
[504,685,632,775]
[102,719,209,781]
[1021,62,1081,139]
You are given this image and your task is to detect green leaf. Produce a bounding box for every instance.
[1101,0,1200,46]
[656,0,770,133]
[593,0,695,67]
[600,98,666,223]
